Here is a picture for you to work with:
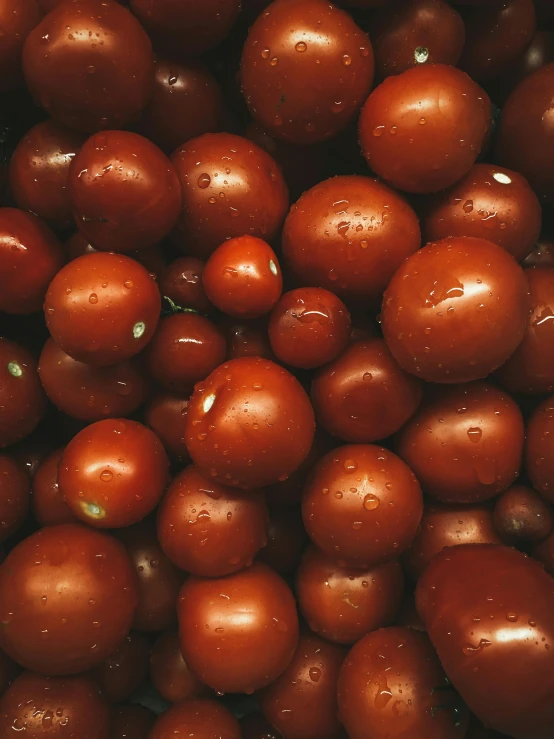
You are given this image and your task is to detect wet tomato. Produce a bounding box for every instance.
[159,257,212,315]
[493,485,554,543]
[111,704,156,739]
[31,448,78,527]
[525,395,554,501]
[90,631,149,703]
[150,629,209,704]
[149,698,241,739]
[144,392,191,463]
[0,0,41,94]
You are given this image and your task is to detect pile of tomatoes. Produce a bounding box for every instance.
[1,0,554,736]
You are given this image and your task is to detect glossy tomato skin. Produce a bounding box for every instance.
[111,704,156,739]
[311,338,422,443]
[525,395,554,501]
[31,448,78,526]
[0,672,111,738]
[150,629,209,704]
[59,418,169,528]
[0,523,138,675]
[496,268,554,394]
[422,164,542,262]
[268,288,351,370]
[90,631,149,703]
[117,521,182,632]
[416,545,554,738]
[493,485,553,543]
[282,175,420,306]
[0,455,30,543]
[338,626,468,739]
[137,57,224,154]
[396,382,524,503]
[203,236,283,319]
[38,338,149,422]
[170,133,288,258]
[381,237,531,383]
[144,392,190,462]
[185,357,315,489]
[157,465,268,577]
[9,121,87,230]
[159,257,212,315]
[178,563,299,694]
[44,252,161,366]
[220,317,274,361]
[257,506,308,575]
[403,501,501,580]
[258,630,346,739]
[0,338,47,448]
[296,545,404,645]
[0,208,64,315]
[302,444,423,567]
[0,0,41,94]
[145,313,226,395]
[149,698,241,739]
[359,64,491,193]
[496,64,554,203]
[22,0,154,133]
[240,0,374,145]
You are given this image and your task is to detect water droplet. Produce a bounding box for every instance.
[363,494,380,511]
[363,372,372,380]
[352,521,363,530]
[261,48,270,60]
[123,280,133,289]
[462,639,492,654]
[270,57,279,66]
[89,293,98,304]
[100,469,113,481]
[197,173,211,189]
[467,427,482,443]
[419,117,426,125]
[506,612,518,622]
[295,41,307,52]
[389,125,398,135]
[309,667,321,682]
[463,200,474,213]
[342,54,352,66]
[373,125,385,137]
[344,459,357,472]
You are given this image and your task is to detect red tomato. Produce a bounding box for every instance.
[149,699,241,739]
[150,629,209,704]
[0,455,30,543]
[31,448,78,526]
[493,485,554,543]
[90,632,150,703]
[111,704,156,739]
[144,392,191,463]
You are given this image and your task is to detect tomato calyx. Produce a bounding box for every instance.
[161,295,201,317]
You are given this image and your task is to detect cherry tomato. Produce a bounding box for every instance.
[381,237,531,383]
[220,317,274,361]
[59,418,169,528]
[178,563,299,694]
[531,529,554,576]
[9,120,87,230]
[422,164,542,262]
[302,444,423,567]
[90,631,149,703]
[0,649,20,699]
[416,544,554,737]
[282,175,420,306]
[359,64,491,193]
[396,382,524,503]
[150,629,209,704]
[0,0,41,94]
[491,30,554,105]
[170,133,289,258]
[296,545,404,645]
[0,523,138,675]
[259,630,346,739]
[493,485,553,543]
[240,712,282,739]
[0,455,30,544]
[38,338,149,422]
[44,252,161,366]
[117,521,182,632]
[0,338,46,449]
[149,698,241,739]
[257,506,308,575]
[525,395,554,501]
[144,392,191,463]
[311,338,422,442]
[0,208,65,315]
[241,0,373,144]
[159,257,213,315]
[111,704,156,739]
[145,313,226,395]
[32,448,77,527]
[22,0,154,132]
[69,130,181,252]
[185,357,315,488]
[338,627,468,739]
[268,288,351,370]
[203,236,282,319]
[0,672,111,738]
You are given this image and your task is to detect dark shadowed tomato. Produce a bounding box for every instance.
[159,257,213,315]
[257,506,308,575]
[90,631,149,703]
[111,704,156,739]
[32,448,78,527]
[144,392,190,463]
[0,523,138,674]
[338,627,468,739]
[416,545,554,738]
[149,698,241,739]
[0,0,41,94]
[0,455,30,543]
[178,563,299,694]
[240,712,283,739]
[220,317,274,361]
[525,395,554,501]
[150,629,209,704]
[493,485,553,543]
[0,649,20,699]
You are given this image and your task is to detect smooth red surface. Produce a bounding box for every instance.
[0,455,30,543]
[144,393,190,463]
[0,524,138,675]
[32,448,78,527]
[150,629,209,704]
[493,484,554,543]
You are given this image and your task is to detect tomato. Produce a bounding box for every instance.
[338,627,469,739]
[150,629,209,704]
[38,338,150,422]
[44,252,161,366]
[0,523,138,674]
[525,395,554,501]
[22,0,154,132]
[111,704,156,739]
[185,357,315,488]
[531,529,554,576]
[0,455,30,543]
[395,382,524,503]
[203,236,283,319]
[59,418,169,528]
[302,444,423,567]
[0,0,41,94]
[170,133,289,258]
[268,288,351,370]
[0,649,20,699]
[493,485,553,543]
[359,64,491,193]
[240,0,374,144]
[0,672,111,738]
[257,506,308,575]
[144,392,191,463]
[0,208,65,315]
[157,465,268,577]
[178,563,299,694]
[219,317,274,361]
[282,175,420,306]
[381,237,531,383]
[31,448,78,527]
[296,545,404,645]
[0,338,47,448]
[145,313,227,395]
[159,257,213,315]
[149,699,241,739]
[90,632,149,703]
[311,338,422,443]
[117,521,182,632]
[240,712,282,739]
[416,545,554,737]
